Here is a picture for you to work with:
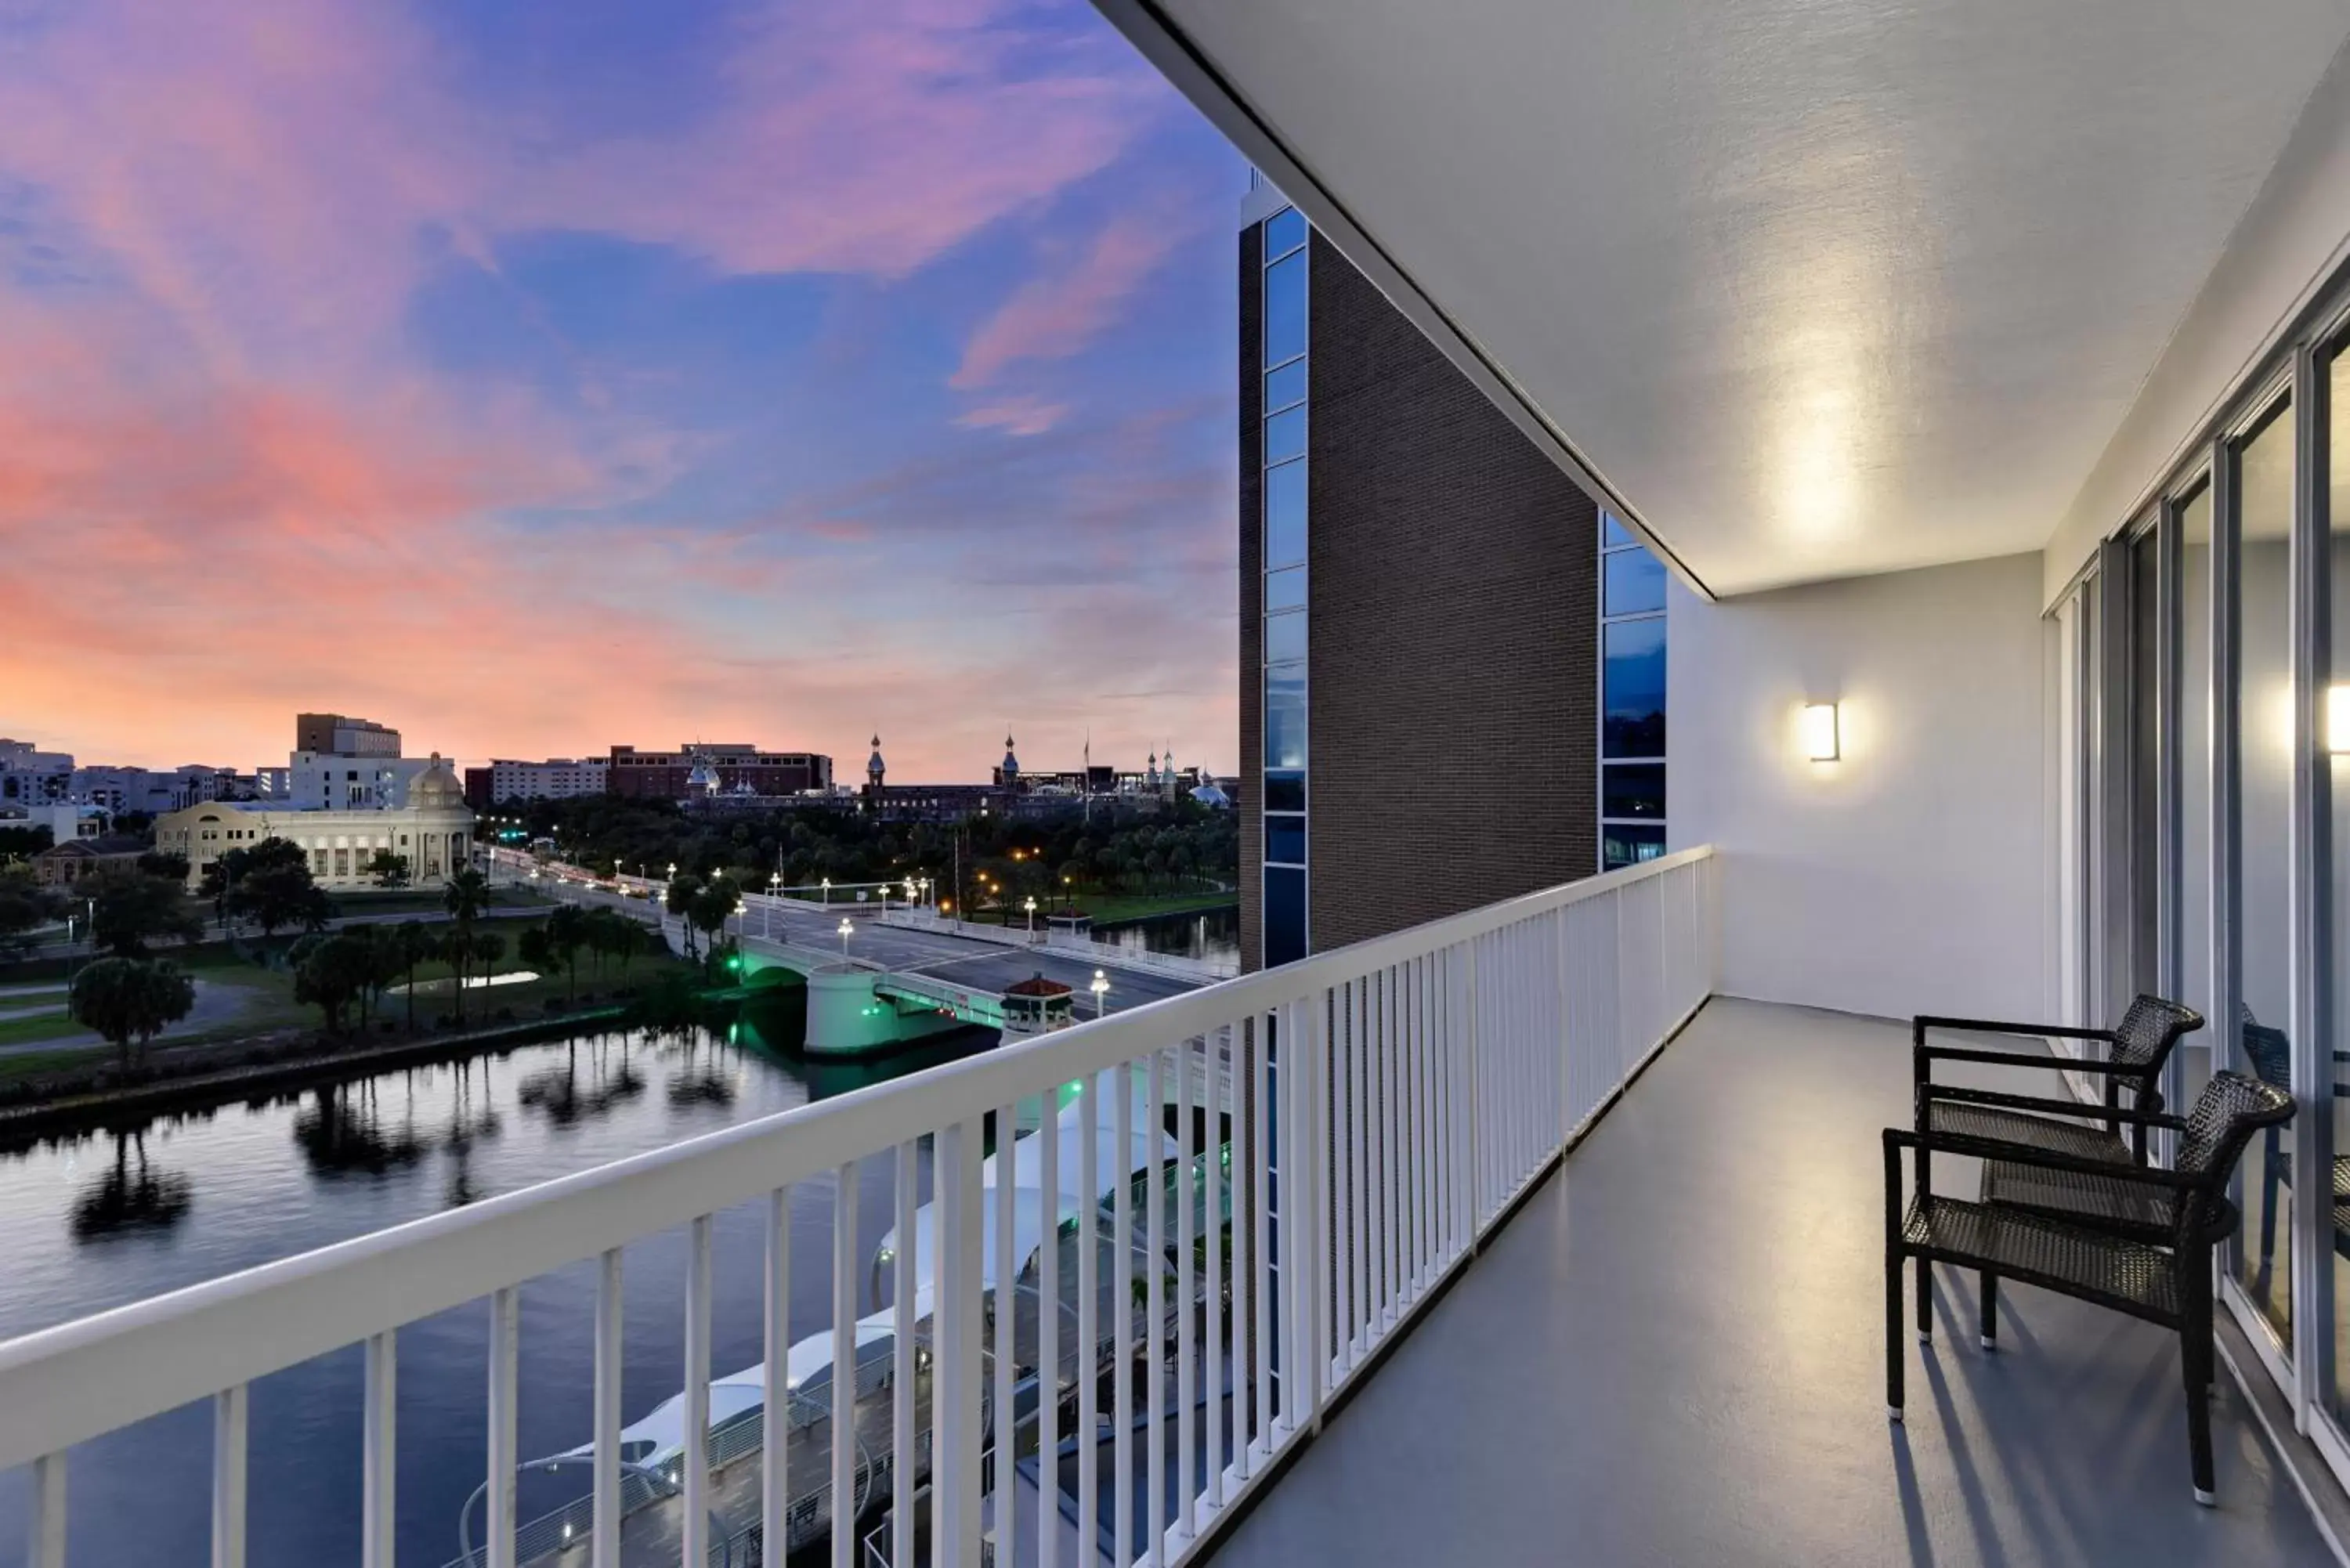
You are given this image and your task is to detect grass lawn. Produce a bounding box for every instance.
[0,1010,77,1048]
[0,1046,108,1082]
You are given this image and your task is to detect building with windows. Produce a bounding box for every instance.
[465,756,611,811]
[294,713,400,758]
[0,739,75,805]
[154,757,475,891]
[606,743,832,800]
[28,836,145,888]
[1238,196,1663,968]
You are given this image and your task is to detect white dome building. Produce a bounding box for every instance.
[154,750,476,891]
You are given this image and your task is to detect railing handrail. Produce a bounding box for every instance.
[0,846,1712,1472]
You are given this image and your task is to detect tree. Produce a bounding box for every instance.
[686,876,739,975]
[389,921,440,1033]
[544,902,589,1002]
[364,851,410,888]
[0,866,62,959]
[665,874,704,959]
[69,957,196,1070]
[293,934,374,1033]
[516,924,554,979]
[221,839,334,948]
[85,866,204,957]
[606,913,645,979]
[136,849,190,883]
[441,869,494,1025]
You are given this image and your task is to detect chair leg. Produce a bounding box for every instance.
[2258,1133,2282,1284]
[1979,1272,1998,1351]
[2182,1323,2215,1506]
[1887,1250,1905,1421]
[1916,1257,1932,1344]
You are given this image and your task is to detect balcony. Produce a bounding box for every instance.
[0,847,2331,1566]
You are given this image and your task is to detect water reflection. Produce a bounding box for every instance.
[70,1130,192,1241]
[1094,905,1240,966]
[295,1080,428,1178]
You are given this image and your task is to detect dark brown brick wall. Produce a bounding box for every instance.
[1238,225,1599,968]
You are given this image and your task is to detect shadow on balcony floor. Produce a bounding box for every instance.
[1206,996,2328,1568]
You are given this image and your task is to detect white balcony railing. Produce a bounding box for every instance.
[0,847,1717,1568]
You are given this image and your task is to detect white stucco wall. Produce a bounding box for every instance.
[1668,553,2049,1021]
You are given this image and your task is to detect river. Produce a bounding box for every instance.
[0,991,991,1567]
[1093,903,1240,967]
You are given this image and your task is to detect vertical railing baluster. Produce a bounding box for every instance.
[685,1216,714,1568]
[833,1165,856,1568]
[1177,1037,1198,1545]
[27,1451,63,1568]
[1038,1096,1061,1568]
[1204,1028,1225,1508]
[1113,1062,1135,1568]
[1297,994,1328,1436]
[767,1187,793,1568]
[1384,966,1401,1320]
[488,1288,519,1568]
[1079,1075,1101,1563]
[213,1384,248,1568]
[933,1121,977,1567]
[594,1249,623,1568]
[1350,977,1368,1362]
[892,1143,916,1568]
[363,1331,396,1568]
[1408,957,1426,1293]
[1146,1050,1167,1563]
[1247,1012,1270,1468]
[992,1104,1017,1568]
[1370,970,1386,1331]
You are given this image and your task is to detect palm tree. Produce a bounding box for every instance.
[442,869,492,1025]
[545,902,588,1003]
[390,922,439,1034]
[665,874,703,959]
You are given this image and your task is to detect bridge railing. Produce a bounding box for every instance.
[0,848,1716,1568]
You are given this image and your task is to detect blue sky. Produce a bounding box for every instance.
[0,0,1244,781]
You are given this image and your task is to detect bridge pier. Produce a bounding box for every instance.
[804,969,963,1056]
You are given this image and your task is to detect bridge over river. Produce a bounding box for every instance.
[492,853,1221,1053]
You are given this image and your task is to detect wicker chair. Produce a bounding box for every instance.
[1885,1070,2295,1505]
[2236,1006,2350,1285]
[1914,994,2203,1167]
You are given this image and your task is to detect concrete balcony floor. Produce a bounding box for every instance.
[1206,997,2329,1567]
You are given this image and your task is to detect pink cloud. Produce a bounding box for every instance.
[953,215,1180,390]
[956,394,1072,436]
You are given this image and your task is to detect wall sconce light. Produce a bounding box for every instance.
[2330,685,2349,755]
[1801,702,1841,762]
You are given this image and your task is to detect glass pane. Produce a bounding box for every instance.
[1265,667,1307,770]
[1265,816,1306,865]
[1603,619,1667,758]
[1264,770,1306,812]
[1265,461,1305,568]
[1265,865,1307,966]
[2334,353,2350,1423]
[1601,764,1665,820]
[1604,549,1667,616]
[1603,513,1636,548]
[1602,824,1666,870]
[1265,206,1307,260]
[2129,525,2159,1000]
[1264,251,1306,370]
[1264,610,1306,667]
[2236,398,2293,1342]
[1264,405,1306,466]
[1265,565,1306,612]
[2179,480,2214,1120]
[1265,359,1306,414]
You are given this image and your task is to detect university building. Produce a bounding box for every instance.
[153,756,475,891]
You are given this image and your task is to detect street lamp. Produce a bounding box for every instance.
[1025,896,1037,938]
[822,876,831,906]
[837,917,854,959]
[766,873,781,938]
[1090,970,1110,1018]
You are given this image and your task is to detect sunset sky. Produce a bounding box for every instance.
[0,0,1243,782]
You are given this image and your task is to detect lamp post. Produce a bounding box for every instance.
[1025,896,1037,938]
[837,917,853,961]
[1090,970,1109,1019]
[822,876,831,907]
[767,873,781,938]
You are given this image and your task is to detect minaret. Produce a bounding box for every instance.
[865,734,885,811]
[1000,732,1021,789]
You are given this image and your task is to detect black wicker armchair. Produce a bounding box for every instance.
[1913,994,2203,1167]
[1885,1069,2295,1505]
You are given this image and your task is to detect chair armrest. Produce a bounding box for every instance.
[1894,1120,2200,1189]
[1922,1083,2185,1128]
[1914,1014,2117,1045]
[1917,1043,2148,1076]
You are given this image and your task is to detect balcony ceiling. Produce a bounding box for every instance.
[1111,0,2350,594]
